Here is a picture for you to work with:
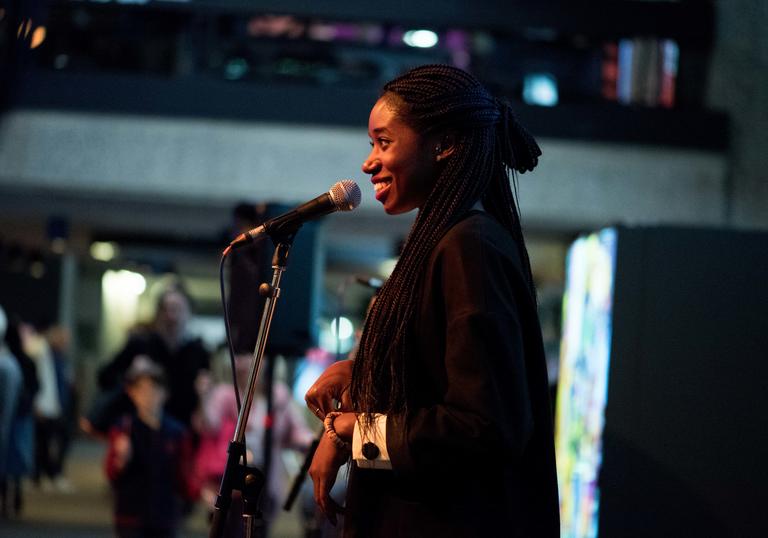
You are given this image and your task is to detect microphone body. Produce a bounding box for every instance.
[229,180,361,249]
[355,276,384,289]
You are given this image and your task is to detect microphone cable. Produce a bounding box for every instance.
[219,249,242,412]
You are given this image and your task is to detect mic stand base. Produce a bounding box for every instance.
[209,441,266,538]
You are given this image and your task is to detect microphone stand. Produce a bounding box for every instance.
[210,238,295,538]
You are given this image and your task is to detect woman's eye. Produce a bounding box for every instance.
[369,138,390,149]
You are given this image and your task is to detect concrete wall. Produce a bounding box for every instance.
[707,0,768,229]
[0,109,729,238]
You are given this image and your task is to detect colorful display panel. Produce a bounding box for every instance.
[555,228,617,538]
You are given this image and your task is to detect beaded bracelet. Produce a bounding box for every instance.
[323,411,351,451]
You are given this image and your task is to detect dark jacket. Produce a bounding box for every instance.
[345,212,560,537]
[105,413,198,531]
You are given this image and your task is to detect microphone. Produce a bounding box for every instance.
[355,276,384,289]
[228,180,361,250]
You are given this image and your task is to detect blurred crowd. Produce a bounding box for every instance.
[1,305,76,518]
[0,285,330,538]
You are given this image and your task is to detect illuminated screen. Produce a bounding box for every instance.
[555,228,617,538]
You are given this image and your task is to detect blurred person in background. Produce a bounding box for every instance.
[86,285,210,435]
[22,321,74,493]
[0,305,22,519]
[195,350,314,537]
[1,314,39,517]
[105,355,199,538]
[44,324,78,492]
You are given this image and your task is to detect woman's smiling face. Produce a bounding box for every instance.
[362,97,439,215]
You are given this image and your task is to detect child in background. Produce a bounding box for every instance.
[105,356,198,538]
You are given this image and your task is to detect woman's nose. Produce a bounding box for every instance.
[362,153,381,175]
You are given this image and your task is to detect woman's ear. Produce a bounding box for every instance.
[435,132,457,162]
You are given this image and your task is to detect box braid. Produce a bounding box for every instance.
[352,65,541,426]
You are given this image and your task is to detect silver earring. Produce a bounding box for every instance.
[434,144,442,154]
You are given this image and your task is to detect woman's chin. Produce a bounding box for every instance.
[381,200,403,215]
[383,205,415,216]
[378,190,417,215]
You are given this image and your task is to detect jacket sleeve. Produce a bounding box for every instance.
[176,430,201,501]
[386,224,535,473]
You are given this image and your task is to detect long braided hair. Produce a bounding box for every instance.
[351,64,541,425]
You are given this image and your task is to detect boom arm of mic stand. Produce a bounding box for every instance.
[209,240,294,538]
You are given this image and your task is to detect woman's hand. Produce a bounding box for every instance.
[308,430,349,526]
[305,359,354,420]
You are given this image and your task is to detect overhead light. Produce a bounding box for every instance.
[30,26,46,49]
[523,73,559,107]
[224,58,249,80]
[319,317,355,355]
[308,22,335,41]
[91,241,118,262]
[403,29,438,48]
[103,269,146,297]
[330,316,354,340]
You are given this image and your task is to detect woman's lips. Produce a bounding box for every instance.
[373,179,392,202]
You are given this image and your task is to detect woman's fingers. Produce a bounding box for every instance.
[306,387,335,420]
[306,387,325,420]
[312,471,341,526]
[313,456,338,521]
[305,383,341,419]
[318,487,344,525]
[309,433,348,526]
[305,360,355,418]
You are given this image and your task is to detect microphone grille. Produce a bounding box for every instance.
[329,179,362,211]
